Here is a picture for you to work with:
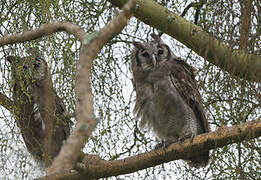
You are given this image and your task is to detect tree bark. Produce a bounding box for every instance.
[239,0,252,50]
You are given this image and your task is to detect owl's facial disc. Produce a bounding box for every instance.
[154,43,171,64]
[33,58,41,69]
[151,54,156,68]
[140,48,157,69]
[157,46,164,56]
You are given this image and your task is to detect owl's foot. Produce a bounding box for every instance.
[178,134,195,143]
[154,142,164,149]
[154,140,175,149]
[189,134,195,143]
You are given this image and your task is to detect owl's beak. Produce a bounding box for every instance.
[152,54,157,68]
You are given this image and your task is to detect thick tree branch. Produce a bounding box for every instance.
[108,0,261,82]
[0,92,13,112]
[38,118,261,179]
[41,74,57,167]
[239,0,252,50]
[0,22,85,47]
[46,0,135,175]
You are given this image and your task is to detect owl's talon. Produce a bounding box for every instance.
[155,140,173,149]
[190,134,195,143]
[178,137,186,143]
[178,134,195,143]
[154,141,164,149]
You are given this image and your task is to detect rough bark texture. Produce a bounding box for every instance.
[239,0,252,50]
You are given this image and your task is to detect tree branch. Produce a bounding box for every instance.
[239,0,252,50]
[181,0,207,24]
[46,0,135,175]
[37,118,261,179]
[40,74,57,167]
[0,22,85,47]
[108,0,261,82]
[0,92,13,112]
[180,2,197,18]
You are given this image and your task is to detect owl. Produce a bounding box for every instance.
[6,49,70,165]
[131,34,210,168]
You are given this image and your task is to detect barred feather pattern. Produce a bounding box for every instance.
[131,34,210,168]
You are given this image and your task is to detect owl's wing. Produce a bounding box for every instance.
[169,57,209,133]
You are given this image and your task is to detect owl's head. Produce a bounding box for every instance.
[23,54,47,81]
[6,49,47,83]
[131,34,175,72]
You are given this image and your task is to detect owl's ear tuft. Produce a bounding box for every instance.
[133,42,145,49]
[27,48,42,57]
[151,33,162,42]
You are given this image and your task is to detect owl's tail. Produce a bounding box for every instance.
[186,150,210,168]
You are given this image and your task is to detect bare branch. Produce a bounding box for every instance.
[239,0,252,50]
[46,0,135,175]
[181,0,218,24]
[0,92,13,112]
[38,118,261,179]
[0,22,85,47]
[180,2,196,18]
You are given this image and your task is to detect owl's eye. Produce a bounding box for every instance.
[142,51,149,57]
[34,58,41,68]
[158,49,164,55]
[23,65,28,69]
[34,63,40,68]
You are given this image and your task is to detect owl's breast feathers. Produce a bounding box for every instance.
[168,57,210,134]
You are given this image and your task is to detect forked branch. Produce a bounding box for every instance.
[46,0,135,175]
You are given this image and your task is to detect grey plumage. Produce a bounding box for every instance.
[131,34,210,168]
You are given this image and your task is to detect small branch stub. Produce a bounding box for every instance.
[83,32,100,46]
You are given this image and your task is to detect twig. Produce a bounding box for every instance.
[0,22,85,47]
